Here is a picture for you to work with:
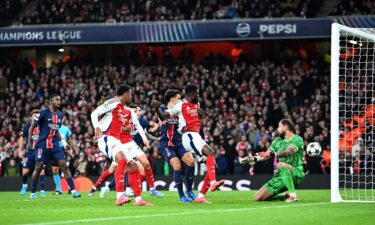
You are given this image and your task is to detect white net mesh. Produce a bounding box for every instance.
[337,27,375,201]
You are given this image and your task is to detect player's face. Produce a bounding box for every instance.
[123,90,132,104]
[190,90,199,103]
[170,94,181,104]
[31,113,39,120]
[136,107,141,117]
[277,122,286,138]
[51,96,62,108]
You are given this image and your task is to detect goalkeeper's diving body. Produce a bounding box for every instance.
[242,119,304,202]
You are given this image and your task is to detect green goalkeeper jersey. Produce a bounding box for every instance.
[269,134,304,171]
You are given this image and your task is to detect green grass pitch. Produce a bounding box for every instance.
[0,190,374,225]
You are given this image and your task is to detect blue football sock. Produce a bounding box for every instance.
[66,177,75,191]
[185,166,195,192]
[53,174,62,192]
[174,170,184,198]
[40,175,46,191]
[31,179,38,193]
[108,178,115,189]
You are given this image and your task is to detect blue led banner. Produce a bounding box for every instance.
[0,16,374,46]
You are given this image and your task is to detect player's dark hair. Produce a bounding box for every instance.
[30,109,40,116]
[49,94,60,100]
[164,89,180,103]
[184,84,198,96]
[116,84,131,96]
[280,119,295,133]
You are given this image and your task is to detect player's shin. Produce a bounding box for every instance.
[279,167,296,194]
[115,158,127,198]
[53,173,62,192]
[40,175,45,191]
[95,170,111,189]
[206,155,217,183]
[174,170,185,198]
[185,166,195,192]
[128,169,141,198]
[144,167,155,189]
[199,173,211,197]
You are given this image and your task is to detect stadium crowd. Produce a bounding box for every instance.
[0,46,331,177]
[2,0,374,27]
[329,0,374,16]
[3,0,324,26]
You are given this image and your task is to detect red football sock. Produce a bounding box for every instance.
[144,168,155,189]
[95,170,111,189]
[139,175,145,182]
[206,155,216,182]
[200,173,211,195]
[128,170,142,197]
[115,159,127,193]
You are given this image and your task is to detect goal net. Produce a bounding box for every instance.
[331,23,375,202]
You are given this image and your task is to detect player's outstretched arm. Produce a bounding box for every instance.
[273,146,297,158]
[148,121,159,132]
[151,100,170,121]
[146,132,160,142]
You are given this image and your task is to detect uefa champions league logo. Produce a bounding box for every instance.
[236,23,251,38]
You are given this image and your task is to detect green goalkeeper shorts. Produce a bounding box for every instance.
[262,167,304,195]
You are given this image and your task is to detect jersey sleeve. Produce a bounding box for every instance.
[289,136,304,152]
[33,109,45,126]
[91,99,119,129]
[269,138,281,152]
[140,119,150,128]
[131,109,147,142]
[166,101,182,116]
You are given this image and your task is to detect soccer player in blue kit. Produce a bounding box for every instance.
[158,89,196,202]
[26,94,81,199]
[19,109,46,196]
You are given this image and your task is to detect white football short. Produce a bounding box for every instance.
[98,135,144,161]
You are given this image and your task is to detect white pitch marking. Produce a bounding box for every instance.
[21,202,331,225]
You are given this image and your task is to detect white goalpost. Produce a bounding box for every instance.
[331,23,375,202]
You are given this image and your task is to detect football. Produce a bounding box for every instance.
[306,142,322,157]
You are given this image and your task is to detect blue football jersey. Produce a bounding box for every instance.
[58,124,72,147]
[160,105,182,147]
[22,123,39,150]
[34,108,63,149]
[132,118,150,145]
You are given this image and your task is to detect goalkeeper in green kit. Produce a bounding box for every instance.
[241,119,304,202]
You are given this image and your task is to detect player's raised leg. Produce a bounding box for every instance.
[89,161,117,197]
[194,143,224,203]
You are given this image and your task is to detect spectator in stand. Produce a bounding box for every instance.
[216,147,228,175]
[236,136,251,154]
